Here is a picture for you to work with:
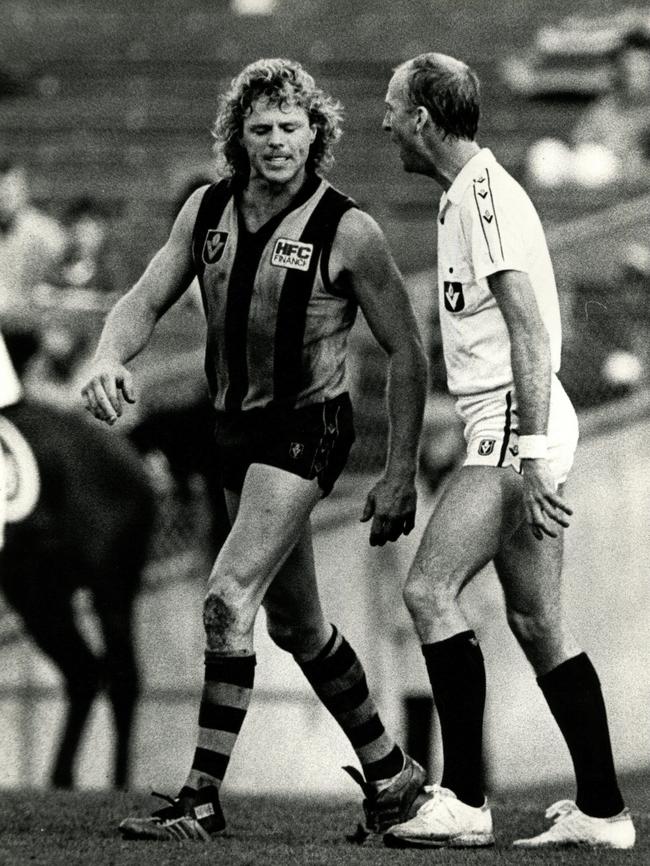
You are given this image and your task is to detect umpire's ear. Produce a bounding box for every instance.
[414,105,430,133]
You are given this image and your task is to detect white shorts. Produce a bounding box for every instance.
[456,376,579,486]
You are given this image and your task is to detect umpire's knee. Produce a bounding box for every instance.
[402,560,456,621]
[506,605,559,652]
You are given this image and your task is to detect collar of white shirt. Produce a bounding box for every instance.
[439,147,497,214]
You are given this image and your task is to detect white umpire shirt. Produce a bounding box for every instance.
[437,148,563,397]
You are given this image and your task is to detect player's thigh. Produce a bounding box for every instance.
[410,465,524,593]
[210,462,322,604]
[262,523,331,655]
[262,523,322,622]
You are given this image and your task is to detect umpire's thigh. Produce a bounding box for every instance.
[405,466,522,614]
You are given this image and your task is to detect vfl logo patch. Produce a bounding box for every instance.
[271,238,314,271]
[289,442,304,459]
[444,281,465,312]
[202,230,229,264]
[478,438,496,456]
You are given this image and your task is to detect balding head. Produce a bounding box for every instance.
[397,52,480,141]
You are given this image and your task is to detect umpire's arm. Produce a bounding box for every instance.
[330,208,428,545]
[488,268,572,539]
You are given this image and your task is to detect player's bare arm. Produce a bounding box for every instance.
[330,208,427,546]
[488,269,573,540]
[81,187,206,424]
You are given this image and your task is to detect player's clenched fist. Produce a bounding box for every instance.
[81,359,135,425]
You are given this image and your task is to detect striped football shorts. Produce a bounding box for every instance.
[456,375,579,486]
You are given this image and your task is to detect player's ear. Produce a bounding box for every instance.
[309,123,318,143]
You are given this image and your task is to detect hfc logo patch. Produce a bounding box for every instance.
[203,230,229,264]
[271,238,314,271]
[444,280,465,312]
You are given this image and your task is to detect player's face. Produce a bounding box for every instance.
[383,70,427,173]
[241,98,317,187]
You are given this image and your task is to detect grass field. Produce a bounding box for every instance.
[1,770,648,866]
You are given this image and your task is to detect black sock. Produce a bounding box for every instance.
[422,630,486,807]
[538,653,624,818]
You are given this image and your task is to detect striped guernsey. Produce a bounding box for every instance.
[192,174,358,413]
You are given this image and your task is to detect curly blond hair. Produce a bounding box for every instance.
[212,58,343,178]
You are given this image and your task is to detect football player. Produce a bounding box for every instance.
[81,58,428,841]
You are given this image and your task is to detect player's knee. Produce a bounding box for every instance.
[266,616,321,655]
[203,590,251,651]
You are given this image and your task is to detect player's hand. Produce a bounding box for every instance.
[521,458,572,540]
[80,358,135,425]
[360,475,417,546]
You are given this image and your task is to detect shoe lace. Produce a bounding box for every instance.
[150,791,185,822]
[418,784,455,816]
[545,800,578,823]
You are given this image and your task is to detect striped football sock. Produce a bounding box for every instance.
[180,651,255,796]
[296,625,403,782]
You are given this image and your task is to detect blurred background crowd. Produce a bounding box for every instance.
[0,0,649,796]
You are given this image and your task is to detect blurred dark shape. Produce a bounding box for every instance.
[571,26,650,175]
[129,399,229,558]
[563,243,650,407]
[0,156,67,373]
[57,196,128,294]
[22,323,93,410]
[0,66,31,99]
[0,399,156,789]
[526,20,650,188]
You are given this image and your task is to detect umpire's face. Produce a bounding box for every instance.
[241,96,317,187]
[383,68,430,175]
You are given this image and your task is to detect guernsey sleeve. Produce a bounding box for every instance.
[459,172,531,282]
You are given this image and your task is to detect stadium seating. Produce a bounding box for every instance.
[1,0,639,278]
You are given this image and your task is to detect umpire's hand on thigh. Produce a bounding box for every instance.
[521,459,572,540]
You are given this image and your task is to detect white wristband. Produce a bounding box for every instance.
[518,435,548,459]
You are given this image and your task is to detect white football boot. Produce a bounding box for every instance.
[383,784,495,848]
[513,800,635,849]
